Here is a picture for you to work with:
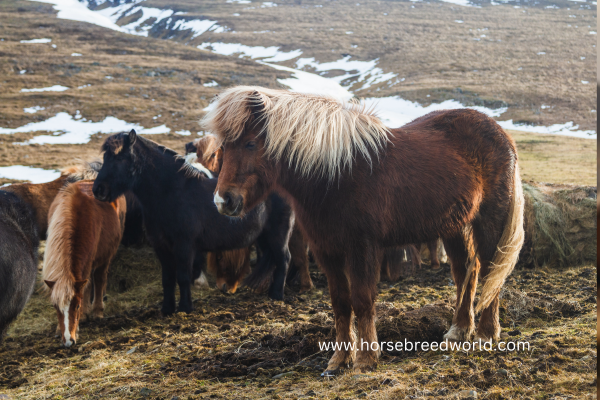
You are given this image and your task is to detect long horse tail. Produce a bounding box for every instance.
[42,184,78,309]
[476,162,525,313]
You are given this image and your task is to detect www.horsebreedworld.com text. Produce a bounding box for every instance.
[319,339,531,353]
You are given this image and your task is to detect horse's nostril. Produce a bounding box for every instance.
[224,193,232,208]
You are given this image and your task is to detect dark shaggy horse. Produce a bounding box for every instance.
[92,131,294,314]
[0,190,39,339]
[204,87,525,374]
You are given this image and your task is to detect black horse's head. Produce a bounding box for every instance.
[93,129,139,202]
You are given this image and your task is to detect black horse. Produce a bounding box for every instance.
[0,190,39,339]
[92,130,294,314]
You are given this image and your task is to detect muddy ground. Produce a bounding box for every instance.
[0,247,596,399]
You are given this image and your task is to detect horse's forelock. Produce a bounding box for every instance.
[202,86,391,180]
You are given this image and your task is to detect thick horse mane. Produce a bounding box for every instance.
[102,131,212,179]
[42,184,78,309]
[61,159,102,182]
[201,86,391,179]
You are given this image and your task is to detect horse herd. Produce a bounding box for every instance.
[0,86,524,376]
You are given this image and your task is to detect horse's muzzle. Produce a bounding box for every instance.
[214,191,244,217]
[92,181,109,202]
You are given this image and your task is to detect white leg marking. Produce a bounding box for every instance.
[194,271,209,289]
[62,302,72,347]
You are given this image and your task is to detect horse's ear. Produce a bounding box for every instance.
[74,280,88,292]
[127,129,137,146]
[249,90,268,119]
[44,280,55,290]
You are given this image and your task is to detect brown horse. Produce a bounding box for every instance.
[203,87,525,374]
[193,134,314,294]
[43,181,126,347]
[196,134,224,173]
[3,162,100,240]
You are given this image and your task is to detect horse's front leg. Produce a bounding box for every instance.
[174,247,195,313]
[314,251,354,376]
[288,227,313,293]
[154,247,177,316]
[427,239,441,269]
[266,205,295,300]
[192,253,209,289]
[91,264,109,319]
[348,243,381,373]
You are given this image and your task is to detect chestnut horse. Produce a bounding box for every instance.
[43,181,126,347]
[4,161,100,240]
[203,87,525,374]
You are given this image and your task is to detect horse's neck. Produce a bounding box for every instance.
[132,148,181,206]
[275,165,332,214]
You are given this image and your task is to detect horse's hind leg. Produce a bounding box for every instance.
[472,217,505,341]
[427,239,441,269]
[288,227,313,293]
[443,234,479,342]
[92,265,109,319]
[348,243,381,372]
[316,251,354,375]
[267,208,295,301]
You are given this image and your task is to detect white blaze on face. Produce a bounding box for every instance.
[62,302,73,347]
[214,192,225,212]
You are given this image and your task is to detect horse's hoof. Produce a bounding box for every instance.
[321,369,341,378]
[353,363,376,373]
[268,289,284,301]
[161,307,176,316]
[177,305,193,314]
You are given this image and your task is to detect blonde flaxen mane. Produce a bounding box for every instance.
[201,86,391,179]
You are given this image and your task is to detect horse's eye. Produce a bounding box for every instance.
[76,304,80,310]
[245,141,256,150]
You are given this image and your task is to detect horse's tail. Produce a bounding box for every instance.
[42,184,79,308]
[476,162,525,313]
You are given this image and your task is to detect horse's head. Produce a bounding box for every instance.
[196,134,223,174]
[93,130,138,202]
[203,90,277,217]
[44,279,88,348]
[207,249,250,294]
[185,138,200,155]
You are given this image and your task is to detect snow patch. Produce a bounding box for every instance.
[0,112,170,145]
[0,166,60,184]
[21,85,69,93]
[24,106,45,114]
[198,42,302,62]
[20,38,52,43]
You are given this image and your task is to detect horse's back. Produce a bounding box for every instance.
[3,176,68,239]
[0,190,39,337]
[360,108,515,244]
